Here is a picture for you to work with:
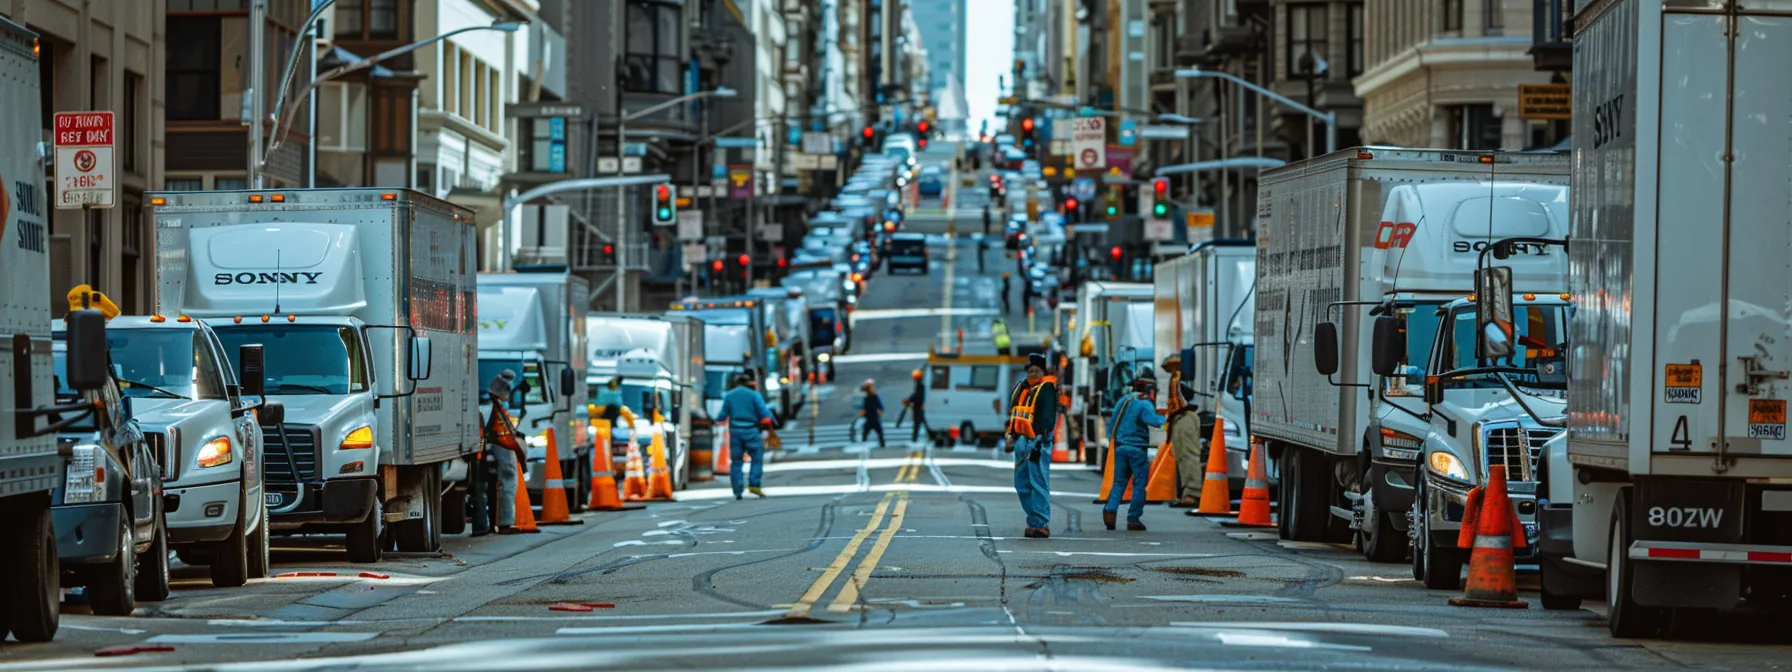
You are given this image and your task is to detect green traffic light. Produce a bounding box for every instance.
[658,208,672,219]
[1106,207,1117,215]
[1154,204,1167,216]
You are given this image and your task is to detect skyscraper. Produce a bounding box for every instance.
[907,0,968,132]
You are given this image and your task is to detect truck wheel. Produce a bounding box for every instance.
[346,506,384,563]
[135,504,172,602]
[1359,485,1405,563]
[959,422,975,448]
[442,487,468,536]
[1413,472,1464,590]
[395,468,441,553]
[247,502,271,580]
[86,515,138,616]
[1608,495,1668,638]
[1,496,60,642]
[209,501,250,588]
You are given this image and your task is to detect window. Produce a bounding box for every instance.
[1449,104,1502,150]
[123,73,141,173]
[524,117,568,173]
[317,82,369,151]
[962,366,1000,391]
[165,177,204,191]
[121,196,143,314]
[335,0,400,40]
[1484,0,1504,31]
[214,177,248,190]
[368,0,399,39]
[625,1,684,94]
[1285,4,1327,80]
[167,17,222,120]
[1346,4,1364,76]
[1442,0,1464,32]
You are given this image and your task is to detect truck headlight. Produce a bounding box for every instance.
[63,445,104,503]
[197,436,234,468]
[526,433,548,449]
[340,425,375,450]
[1378,428,1424,461]
[1426,451,1470,483]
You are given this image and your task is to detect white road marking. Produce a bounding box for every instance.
[457,610,786,623]
[827,352,934,364]
[145,632,378,644]
[1215,632,1372,652]
[60,623,146,635]
[1171,622,1449,638]
[1141,595,1305,604]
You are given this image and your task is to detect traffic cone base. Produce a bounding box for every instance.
[1449,465,1528,609]
[644,424,676,502]
[1144,442,1178,503]
[586,423,642,511]
[1224,440,1274,528]
[1051,417,1071,463]
[535,428,583,526]
[1194,417,1235,515]
[622,437,649,501]
[510,455,540,532]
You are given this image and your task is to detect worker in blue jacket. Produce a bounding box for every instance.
[1105,370,1167,531]
[714,371,776,499]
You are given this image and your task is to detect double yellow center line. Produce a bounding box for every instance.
[784,451,925,618]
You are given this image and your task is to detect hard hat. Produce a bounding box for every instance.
[911,369,923,380]
[1002,272,1011,279]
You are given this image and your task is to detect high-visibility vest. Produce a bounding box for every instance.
[1007,376,1057,438]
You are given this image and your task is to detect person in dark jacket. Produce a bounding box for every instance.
[858,380,887,448]
[904,369,929,442]
[1006,353,1059,538]
[1104,372,1168,531]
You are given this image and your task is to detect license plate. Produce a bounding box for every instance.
[265,493,284,506]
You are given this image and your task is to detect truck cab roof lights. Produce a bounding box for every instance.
[149,315,166,323]
[177,315,193,323]
[270,194,286,203]
[381,193,397,201]
[1523,293,1537,301]
[1357,152,1375,159]
[287,314,297,322]
[249,195,264,203]
[261,315,271,323]
[150,197,167,206]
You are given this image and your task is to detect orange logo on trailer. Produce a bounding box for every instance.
[1374,221,1417,249]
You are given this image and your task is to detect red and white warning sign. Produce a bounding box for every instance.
[54,111,115,209]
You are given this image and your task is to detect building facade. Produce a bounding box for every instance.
[909,0,966,131]
[4,0,166,313]
[1354,0,1565,150]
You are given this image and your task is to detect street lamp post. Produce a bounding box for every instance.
[608,87,737,310]
[1174,68,1337,154]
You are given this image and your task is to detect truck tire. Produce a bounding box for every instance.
[1412,472,1465,590]
[1,496,60,643]
[247,502,271,580]
[86,514,137,616]
[209,500,250,588]
[346,506,384,563]
[135,505,171,602]
[1359,485,1405,563]
[395,468,441,553]
[1285,450,1330,542]
[1607,495,1668,638]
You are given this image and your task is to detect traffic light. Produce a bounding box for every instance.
[600,243,617,266]
[1150,178,1169,218]
[1019,117,1036,152]
[917,120,930,135]
[917,137,928,150]
[1063,197,1080,221]
[1105,192,1119,219]
[653,183,676,224]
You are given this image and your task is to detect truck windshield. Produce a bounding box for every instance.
[1383,302,1447,397]
[621,383,670,417]
[1437,304,1571,391]
[703,369,732,401]
[809,308,839,345]
[215,325,367,395]
[478,359,551,407]
[105,328,229,400]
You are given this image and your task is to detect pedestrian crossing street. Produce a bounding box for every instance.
[775,422,973,454]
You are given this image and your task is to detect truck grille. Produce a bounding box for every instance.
[262,424,322,484]
[144,430,176,482]
[1483,426,1555,482]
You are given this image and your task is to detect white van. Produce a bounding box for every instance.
[923,352,1027,448]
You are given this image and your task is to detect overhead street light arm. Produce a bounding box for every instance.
[503,174,674,217]
[622,87,738,124]
[1174,68,1337,153]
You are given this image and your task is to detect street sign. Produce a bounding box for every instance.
[801,132,833,154]
[1118,119,1138,147]
[791,153,820,170]
[1145,218,1173,241]
[1137,124,1190,140]
[818,155,838,169]
[677,209,703,240]
[696,186,714,198]
[621,156,643,173]
[681,242,707,271]
[1518,83,1572,120]
[728,165,753,199]
[598,157,620,173]
[714,136,758,149]
[53,111,115,209]
[1071,117,1106,170]
[759,222,784,241]
[1186,209,1216,245]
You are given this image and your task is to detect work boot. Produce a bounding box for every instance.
[735,493,744,501]
[1103,511,1117,530]
[750,486,766,498]
[1127,520,1147,532]
[1024,527,1049,539]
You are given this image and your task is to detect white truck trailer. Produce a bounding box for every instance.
[476,269,589,510]
[1153,240,1257,488]
[1254,147,1570,556]
[151,188,478,562]
[1066,282,1153,465]
[0,16,112,640]
[1539,0,1792,638]
[586,314,703,488]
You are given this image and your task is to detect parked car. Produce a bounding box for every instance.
[917,166,944,197]
[886,233,930,274]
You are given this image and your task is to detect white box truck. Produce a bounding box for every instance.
[1536,0,1792,638]
[671,298,776,418]
[586,314,703,488]
[1066,282,1154,464]
[1254,147,1570,563]
[476,269,589,511]
[0,17,114,640]
[1153,240,1258,489]
[151,188,478,562]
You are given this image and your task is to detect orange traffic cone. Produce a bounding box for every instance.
[714,427,733,476]
[1189,418,1235,516]
[1051,416,1071,462]
[585,421,640,511]
[1092,439,1118,504]
[1221,440,1274,527]
[535,428,583,525]
[1449,465,1529,608]
[1144,442,1178,503]
[691,419,716,484]
[510,454,540,533]
[621,433,650,501]
[644,415,676,501]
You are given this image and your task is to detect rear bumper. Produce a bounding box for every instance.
[53,502,124,564]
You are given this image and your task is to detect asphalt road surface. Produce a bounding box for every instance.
[4,147,1788,671]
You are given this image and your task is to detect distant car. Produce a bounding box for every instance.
[886,233,929,274]
[917,166,944,197]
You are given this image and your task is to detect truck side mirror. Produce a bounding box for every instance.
[408,336,433,381]
[559,367,575,396]
[259,400,286,426]
[1370,316,1404,377]
[1313,321,1340,377]
[64,310,109,391]
[239,344,266,397]
[1475,267,1516,361]
[1425,378,1444,405]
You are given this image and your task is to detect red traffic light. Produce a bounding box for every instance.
[862,126,875,139]
[711,260,724,272]
[1153,178,1168,195]
[603,244,614,255]
[917,138,927,149]
[918,121,930,133]
[737,254,750,266]
[1110,246,1123,260]
[777,257,788,268]
[1021,118,1035,132]
[656,184,671,200]
[1064,197,1078,210]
